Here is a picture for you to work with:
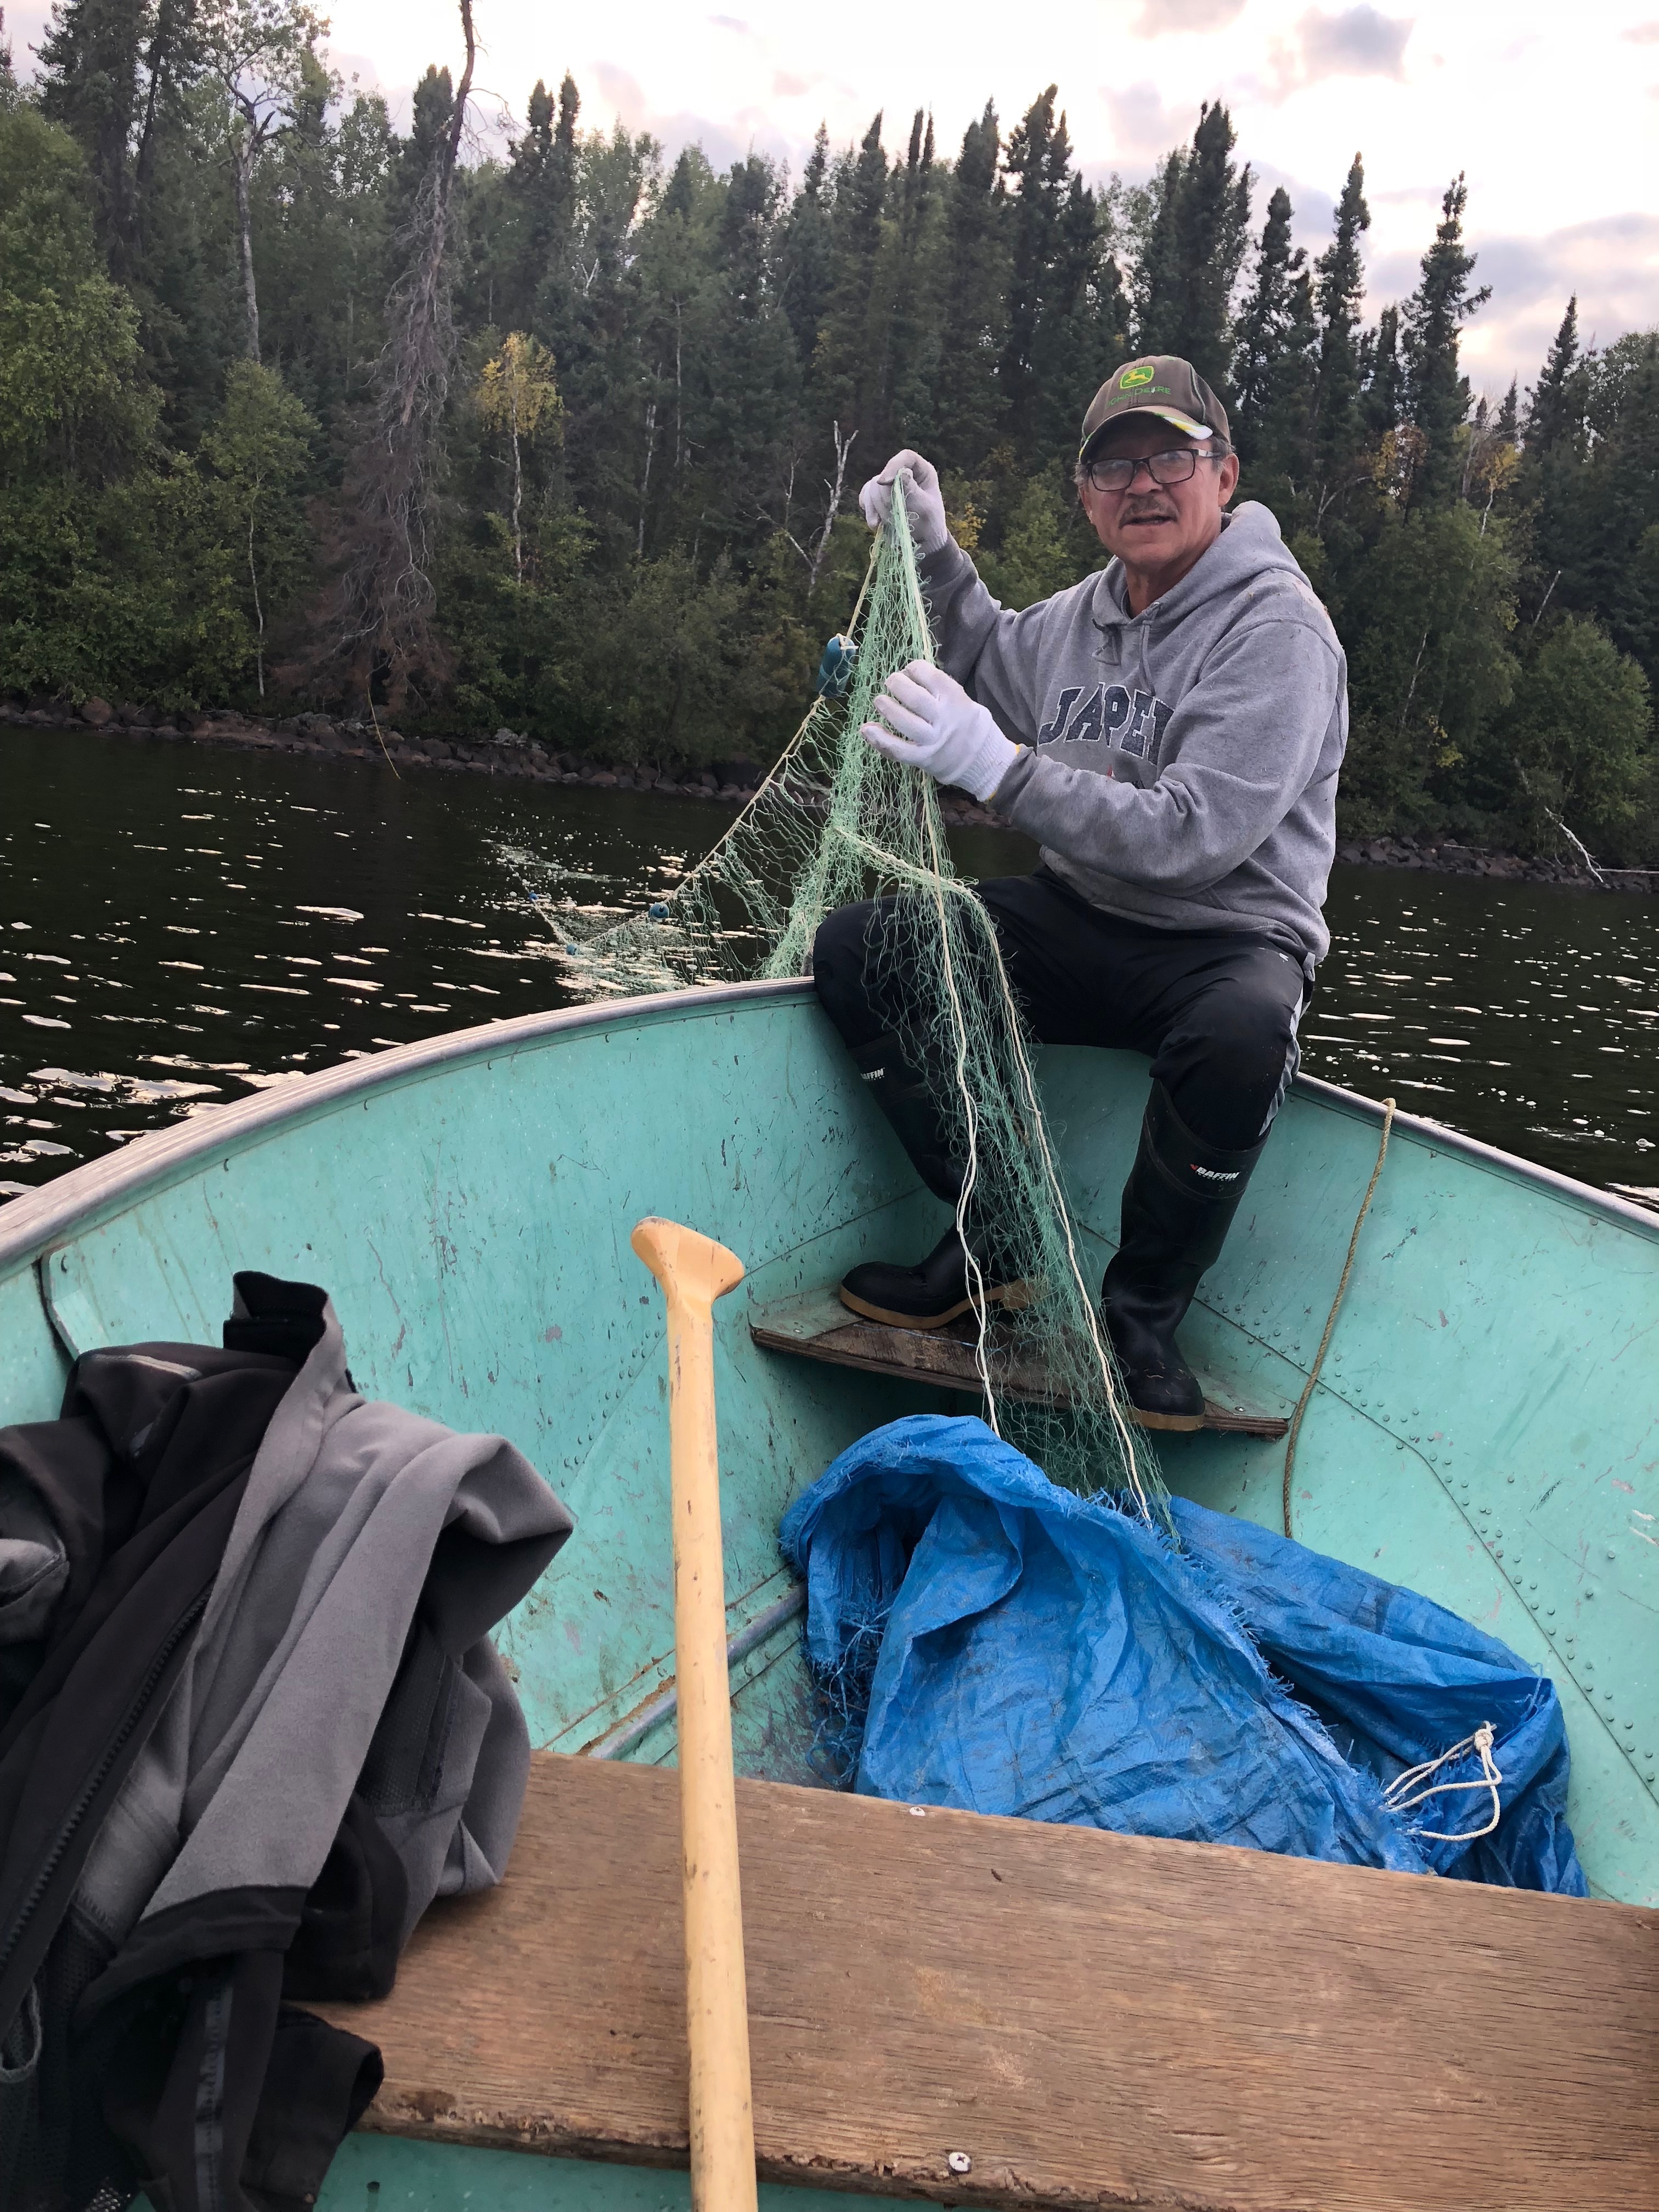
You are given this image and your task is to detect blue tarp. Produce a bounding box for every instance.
[781,1414,1584,1894]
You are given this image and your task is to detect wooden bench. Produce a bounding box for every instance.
[749,1288,1289,1437]
[317,1752,1659,2211]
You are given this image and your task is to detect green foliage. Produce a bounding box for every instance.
[1340,500,1519,830]
[0,106,152,473]
[199,358,318,691]
[1498,617,1654,860]
[977,468,1090,611]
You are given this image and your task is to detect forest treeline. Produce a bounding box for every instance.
[3,0,1657,856]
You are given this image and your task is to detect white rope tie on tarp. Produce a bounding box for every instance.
[1383,1720,1504,1841]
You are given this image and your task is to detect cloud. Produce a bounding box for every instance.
[593,60,650,131]
[1266,5,1413,98]
[1621,19,1659,40]
[772,70,817,98]
[591,58,800,174]
[1301,3,1412,74]
[708,14,752,33]
[1130,0,1248,32]
[1100,80,1196,166]
[1362,211,1659,392]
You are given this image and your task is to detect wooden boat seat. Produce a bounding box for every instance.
[315,1751,1659,2212]
[749,1286,1290,1437]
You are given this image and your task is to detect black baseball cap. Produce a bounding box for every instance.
[1079,356,1231,460]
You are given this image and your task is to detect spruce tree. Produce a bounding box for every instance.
[929,100,1007,471]
[779,123,835,372]
[1400,173,1489,505]
[1257,259,1319,496]
[810,112,887,443]
[1311,154,1369,487]
[1134,104,1251,397]
[1134,148,1184,358]
[700,155,798,544]
[1232,184,1296,463]
[1523,297,1588,460]
[887,110,943,447]
[1000,85,1073,455]
[1363,302,1403,436]
[1032,170,1110,452]
[37,0,143,252]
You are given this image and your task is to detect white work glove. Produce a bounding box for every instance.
[857,450,949,557]
[862,662,1020,805]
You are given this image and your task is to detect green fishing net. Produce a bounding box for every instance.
[542,498,1166,1521]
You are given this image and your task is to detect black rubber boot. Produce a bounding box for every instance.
[845,1032,961,1204]
[1101,1083,1265,1432]
[839,1222,1036,1331]
[839,1035,1032,1329]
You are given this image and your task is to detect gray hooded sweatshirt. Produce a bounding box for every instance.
[919,499,1347,969]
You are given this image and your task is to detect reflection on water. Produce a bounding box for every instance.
[2,727,1656,1203]
[1308,870,1659,1188]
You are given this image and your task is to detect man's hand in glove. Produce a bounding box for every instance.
[858,450,949,557]
[862,663,1020,805]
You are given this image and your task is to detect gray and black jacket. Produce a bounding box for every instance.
[0,1273,572,2212]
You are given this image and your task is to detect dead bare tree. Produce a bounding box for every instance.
[807,422,857,593]
[325,0,476,703]
[200,0,328,360]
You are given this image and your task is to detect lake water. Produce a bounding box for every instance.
[3,727,1657,1204]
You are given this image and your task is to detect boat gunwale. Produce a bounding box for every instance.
[2,975,1657,1279]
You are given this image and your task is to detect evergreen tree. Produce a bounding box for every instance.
[779,123,834,373]
[1400,173,1489,506]
[1032,171,1121,453]
[699,154,799,546]
[1363,301,1403,436]
[37,0,144,252]
[1311,154,1370,490]
[929,100,1006,472]
[810,111,887,445]
[1133,147,1184,354]
[886,109,943,448]
[1135,103,1251,397]
[1232,185,1296,463]
[1256,259,1319,496]
[1523,297,1589,460]
[1000,84,1073,454]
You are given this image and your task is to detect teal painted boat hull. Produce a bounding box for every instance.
[4,978,1654,2209]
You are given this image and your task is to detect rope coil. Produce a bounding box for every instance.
[1383,1721,1504,1842]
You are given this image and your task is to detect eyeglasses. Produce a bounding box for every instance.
[1081,445,1224,493]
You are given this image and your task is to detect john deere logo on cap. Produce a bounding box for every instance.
[1120,363,1155,388]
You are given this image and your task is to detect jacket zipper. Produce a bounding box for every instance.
[0,1589,208,1987]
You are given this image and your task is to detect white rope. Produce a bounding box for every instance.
[1382,1722,1504,1841]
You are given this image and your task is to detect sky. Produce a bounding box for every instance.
[12,0,1659,390]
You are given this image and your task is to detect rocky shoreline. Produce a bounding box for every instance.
[5,698,1652,891]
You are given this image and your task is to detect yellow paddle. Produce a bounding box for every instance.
[630,1216,758,2212]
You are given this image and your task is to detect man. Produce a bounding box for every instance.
[811,354,1347,1431]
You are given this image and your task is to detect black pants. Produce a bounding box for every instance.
[811,869,1308,1153]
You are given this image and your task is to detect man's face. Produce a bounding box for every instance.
[1077,415,1240,577]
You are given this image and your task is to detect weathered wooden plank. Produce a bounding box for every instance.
[748,1288,1290,1438]
[318,1751,1659,2212]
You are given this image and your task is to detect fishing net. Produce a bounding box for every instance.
[539,498,1166,1521]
